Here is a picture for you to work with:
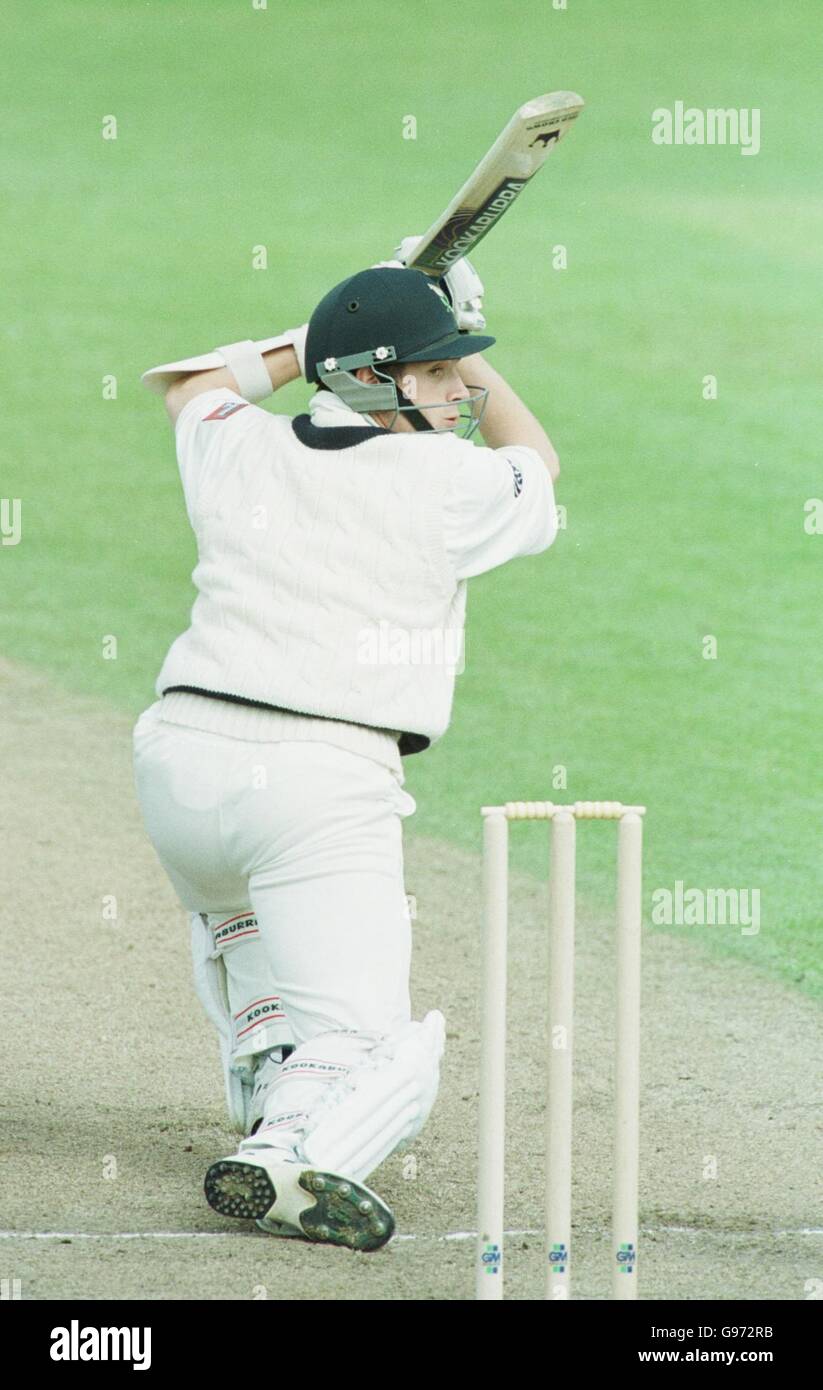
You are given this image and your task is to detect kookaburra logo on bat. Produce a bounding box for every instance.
[529,130,561,149]
[406,92,584,277]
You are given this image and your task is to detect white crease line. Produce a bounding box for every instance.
[407,1227,823,1241]
[652,1226,823,1238]
[0,1232,243,1240]
[1,1226,821,1241]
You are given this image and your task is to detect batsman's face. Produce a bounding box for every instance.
[384,360,471,431]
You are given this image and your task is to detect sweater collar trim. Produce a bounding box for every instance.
[291,414,391,451]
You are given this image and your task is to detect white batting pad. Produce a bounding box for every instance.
[298,1011,446,1184]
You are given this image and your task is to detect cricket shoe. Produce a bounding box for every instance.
[203,1151,395,1252]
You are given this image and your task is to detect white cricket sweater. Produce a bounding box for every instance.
[155,387,557,778]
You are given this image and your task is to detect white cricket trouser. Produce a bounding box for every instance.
[132,702,416,1049]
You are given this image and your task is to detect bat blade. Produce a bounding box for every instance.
[407,91,584,276]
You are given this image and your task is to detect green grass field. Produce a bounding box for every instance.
[3,0,821,999]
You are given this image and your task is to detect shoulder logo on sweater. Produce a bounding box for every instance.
[508,460,524,497]
[203,401,249,421]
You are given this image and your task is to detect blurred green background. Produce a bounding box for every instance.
[3,0,820,996]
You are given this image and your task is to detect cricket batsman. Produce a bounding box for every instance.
[132,246,560,1251]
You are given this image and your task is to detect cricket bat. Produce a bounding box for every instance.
[406,91,584,276]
